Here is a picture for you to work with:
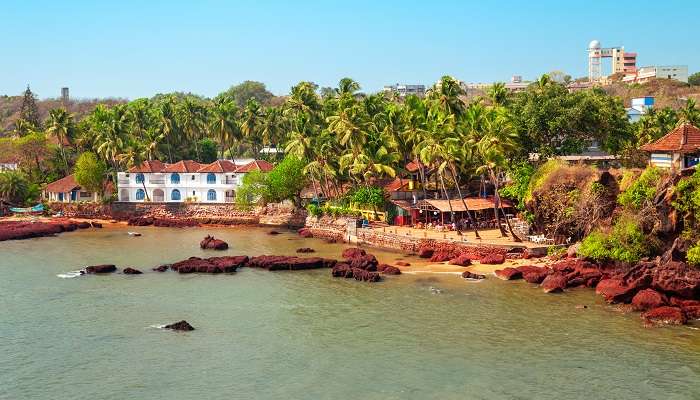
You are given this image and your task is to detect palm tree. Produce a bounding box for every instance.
[240,98,264,156]
[178,98,208,160]
[210,97,239,158]
[337,78,361,96]
[487,82,509,107]
[679,98,700,126]
[45,108,75,173]
[157,97,179,163]
[0,171,29,205]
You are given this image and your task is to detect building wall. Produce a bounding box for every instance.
[117,171,243,203]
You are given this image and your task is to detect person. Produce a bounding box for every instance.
[451,222,456,231]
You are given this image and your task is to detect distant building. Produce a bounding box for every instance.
[623,65,689,84]
[383,84,426,97]
[641,123,700,170]
[588,40,637,82]
[44,174,112,203]
[626,96,655,122]
[464,76,531,95]
[61,87,69,102]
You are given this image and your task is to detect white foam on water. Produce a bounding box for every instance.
[57,270,85,279]
[148,324,167,329]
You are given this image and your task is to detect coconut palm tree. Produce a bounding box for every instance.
[45,108,75,173]
[0,171,29,205]
[487,82,509,107]
[679,98,700,126]
[210,97,239,158]
[240,98,264,156]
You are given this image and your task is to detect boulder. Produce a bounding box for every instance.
[565,267,603,288]
[683,306,700,320]
[122,267,143,275]
[347,254,378,271]
[642,306,687,326]
[171,256,248,273]
[430,250,456,263]
[541,274,567,293]
[494,267,522,280]
[164,320,195,331]
[596,279,638,304]
[298,228,313,238]
[631,289,667,311]
[381,266,402,275]
[85,264,117,274]
[153,264,170,272]
[651,261,700,299]
[351,268,381,282]
[296,248,315,253]
[480,254,506,265]
[462,271,486,280]
[418,247,434,259]
[200,235,229,250]
[91,222,103,228]
[248,255,334,271]
[342,248,366,259]
[268,230,281,235]
[76,221,91,229]
[449,254,472,267]
[331,263,354,278]
[395,261,411,267]
[517,265,549,284]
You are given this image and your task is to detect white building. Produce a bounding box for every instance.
[116,159,273,203]
[623,65,688,84]
[383,84,426,97]
[626,96,655,123]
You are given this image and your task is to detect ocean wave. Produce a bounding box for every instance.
[57,270,85,279]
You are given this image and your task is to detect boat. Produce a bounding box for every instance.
[128,232,142,237]
[10,204,44,213]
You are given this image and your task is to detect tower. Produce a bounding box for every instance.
[588,40,602,82]
[61,87,69,103]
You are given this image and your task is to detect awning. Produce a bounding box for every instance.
[418,196,513,212]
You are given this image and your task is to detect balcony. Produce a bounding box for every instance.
[225,177,237,185]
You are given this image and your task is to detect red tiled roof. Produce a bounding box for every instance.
[197,160,238,173]
[640,123,700,153]
[235,160,274,173]
[45,175,80,193]
[405,160,423,172]
[383,178,411,192]
[128,160,166,173]
[162,160,203,173]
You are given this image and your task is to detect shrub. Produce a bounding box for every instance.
[306,203,322,217]
[500,162,535,210]
[351,186,386,208]
[578,231,609,261]
[617,166,663,210]
[578,217,653,263]
[688,243,700,267]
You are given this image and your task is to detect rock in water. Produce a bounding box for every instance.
[152,264,170,272]
[199,235,229,250]
[480,254,506,264]
[85,264,117,274]
[91,221,103,228]
[395,261,411,267]
[541,274,568,293]
[494,267,522,280]
[164,320,195,331]
[122,267,143,275]
[381,266,402,275]
[642,306,687,326]
[341,247,366,259]
[631,289,667,311]
[462,271,486,280]
[296,247,315,253]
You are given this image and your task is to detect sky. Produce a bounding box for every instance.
[2,0,699,100]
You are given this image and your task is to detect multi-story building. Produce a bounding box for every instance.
[116,159,273,203]
[623,65,689,84]
[383,84,426,97]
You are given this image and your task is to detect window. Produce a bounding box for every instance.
[207,189,217,201]
[80,191,91,197]
[136,189,145,200]
[171,173,180,184]
[135,173,145,184]
[207,173,216,184]
[171,189,181,201]
[191,175,195,180]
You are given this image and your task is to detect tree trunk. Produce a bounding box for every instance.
[449,166,480,239]
[418,165,429,224]
[438,172,454,223]
[490,170,508,237]
[493,169,521,242]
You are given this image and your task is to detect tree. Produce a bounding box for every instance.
[0,171,29,205]
[235,170,269,206]
[689,72,700,86]
[73,152,107,194]
[18,85,41,130]
[217,81,274,107]
[679,98,700,126]
[194,138,218,163]
[266,156,307,205]
[45,108,75,173]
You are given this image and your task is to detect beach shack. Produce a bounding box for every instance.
[44,174,111,203]
[413,196,514,227]
[641,123,700,170]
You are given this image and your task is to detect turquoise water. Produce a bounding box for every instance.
[1,226,699,400]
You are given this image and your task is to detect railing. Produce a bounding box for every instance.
[225,178,237,184]
[149,179,165,185]
[118,179,130,185]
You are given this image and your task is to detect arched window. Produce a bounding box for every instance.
[170,173,180,184]
[207,189,217,201]
[135,173,145,184]
[153,189,164,202]
[136,189,145,201]
[171,189,181,201]
[207,173,216,184]
[120,189,129,201]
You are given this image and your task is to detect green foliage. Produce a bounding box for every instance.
[525,159,562,202]
[499,162,535,210]
[192,138,218,163]
[216,81,274,107]
[306,203,323,217]
[351,186,386,208]
[689,72,700,86]
[73,152,107,193]
[235,170,269,207]
[266,156,307,204]
[0,171,30,205]
[687,243,700,267]
[617,167,662,210]
[672,168,700,236]
[578,217,653,263]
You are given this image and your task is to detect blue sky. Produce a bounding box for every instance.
[3,0,698,99]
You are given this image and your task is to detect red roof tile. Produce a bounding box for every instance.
[162,160,203,173]
[45,175,80,193]
[383,178,411,192]
[640,123,700,153]
[197,160,238,173]
[405,160,423,173]
[235,160,274,173]
[128,160,166,173]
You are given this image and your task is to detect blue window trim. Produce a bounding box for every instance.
[207,189,217,201]
[136,189,145,200]
[171,173,180,184]
[135,173,145,184]
[207,173,216,184]
[171,189,181,201]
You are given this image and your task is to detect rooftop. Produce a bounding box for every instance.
[640,123,700,153]
[127,159,274,174]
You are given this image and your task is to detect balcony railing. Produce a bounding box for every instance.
[224,178,237,184]
[149,179,165,185]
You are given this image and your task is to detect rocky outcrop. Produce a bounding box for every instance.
[0,220,82,241]
[480,254,506,265]
[199,235,229,250]
[541,274,568,293]
[351,268,381,282]
[342,248,366,259]
[347,254,378,271]
[76,221,91,229]
[494,267,522,280]
[642,306,687,326]
[91,221,103,228]
[462,271,486,280]
[418,248,434,258]
[153,264,170,272]
[331,263,353,278]
[170,256,248,273]
[517,265,550,284]
[631,289,667,311]
[430,250,458,263]
[248,255,335,271]
[164,320,195,331]
[449,254,472,267]
[85,264,117,274]
[377,264,401,275]
[122,267,143,274]
[651,260,700,299]
[595,279,637,304]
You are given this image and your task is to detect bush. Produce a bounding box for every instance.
[235,170,269,207]
[266,156,307,204]
[578,217,654,263]
[306,203,322,217]
[618,167,663,210]
[687,243,700,267]
[351,186,386,208]
[500,162,535,210]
